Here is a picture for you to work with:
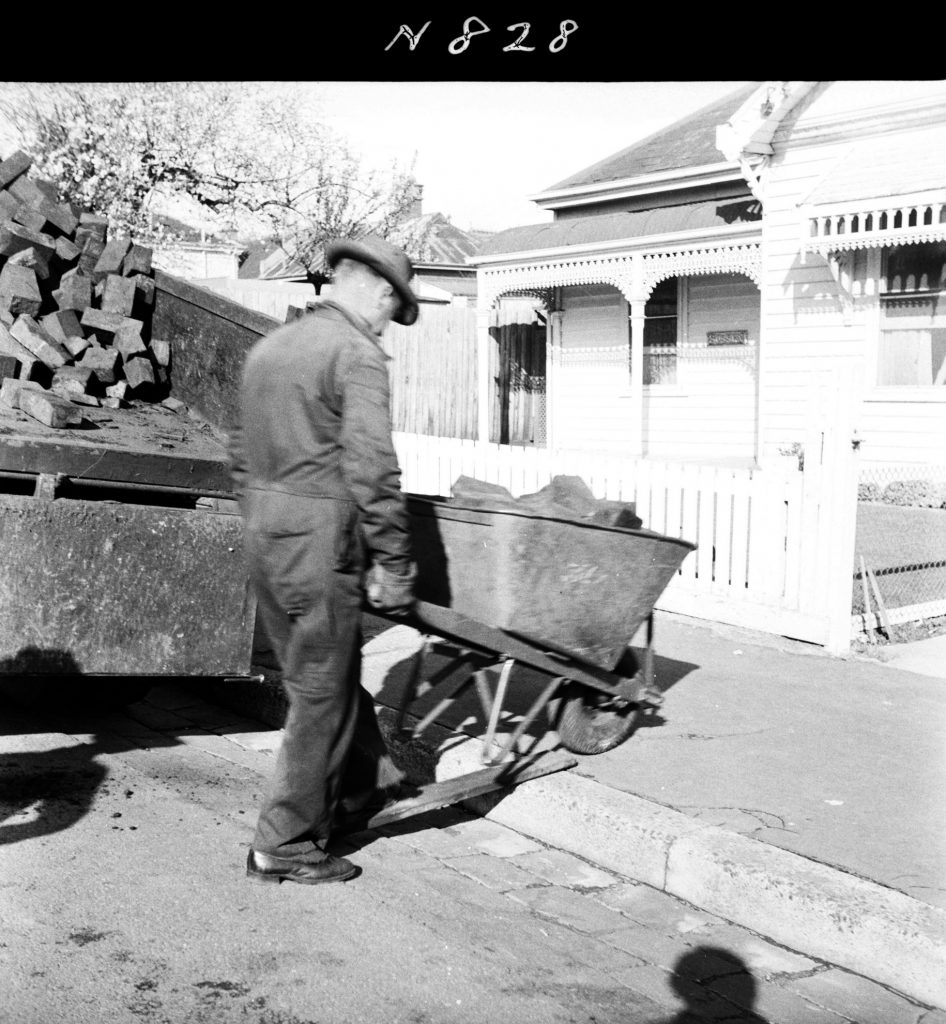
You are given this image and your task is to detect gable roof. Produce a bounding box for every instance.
[389,211,495,266]
[543,83,759,193]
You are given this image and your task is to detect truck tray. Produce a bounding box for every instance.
[0,492,254,676]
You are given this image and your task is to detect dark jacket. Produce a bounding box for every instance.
[229,300,413,581]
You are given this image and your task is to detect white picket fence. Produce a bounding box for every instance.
[394,388,859,653]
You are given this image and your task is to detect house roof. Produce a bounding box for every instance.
[393,212,492,265]
[241,213,496,281]
[543,83,759,193]
[478,197,762,258]
[239,239,309,280]
[805,123,946,207]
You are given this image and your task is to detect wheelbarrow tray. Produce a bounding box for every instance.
[406,495,695,672]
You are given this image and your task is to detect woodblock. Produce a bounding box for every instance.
[101,274,137,316]
[0,377,43,409]
[54,236,82,263]
[41,309,82,344]
[19,387,83,428]
[124,355,156,391]
[10,314,71,369]
[150,338,171,367]
[9,246,50,281]
[52,269,93,312]
[77,345,120,384]
[0,263,43,317]
[92,236,131,282]
[0,150,32,189]
[0,353,20,380]
[0,220,57,261]
[122,244,153,277]
[114,321,146,359]
[80,307,130,336]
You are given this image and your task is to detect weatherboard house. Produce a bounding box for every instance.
[471,80,946,472]
[394,80,945,653]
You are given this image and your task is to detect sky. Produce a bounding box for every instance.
[0,80,750,236]
[298,81,750,232]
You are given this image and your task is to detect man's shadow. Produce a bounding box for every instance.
[656,947,767,1023]
[0,646,158,847]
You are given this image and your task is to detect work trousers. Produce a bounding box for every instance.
[247,532,402,858]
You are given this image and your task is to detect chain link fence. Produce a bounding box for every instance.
[853,463,946,624]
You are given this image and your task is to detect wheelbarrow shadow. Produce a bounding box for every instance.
[362,617,700,784]
[333,623,700,853]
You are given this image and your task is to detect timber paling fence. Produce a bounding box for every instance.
[394,428,856,651]
[387,306,479,440]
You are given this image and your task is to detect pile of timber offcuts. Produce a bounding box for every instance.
[0,149,171,429]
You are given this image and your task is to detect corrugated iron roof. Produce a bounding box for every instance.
[478,197,761,257]
[805,124,946,206]
[544,83,759,192]
[389,212,495,264]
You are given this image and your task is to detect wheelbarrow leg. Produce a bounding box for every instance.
[396,638,480,739]
[480,658,515,764]
[485,674,565,767]
[640,613,662,708]
[394,638,429,737]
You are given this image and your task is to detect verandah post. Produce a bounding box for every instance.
[627,255,646,459]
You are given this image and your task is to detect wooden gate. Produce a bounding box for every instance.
[490,304,546,446]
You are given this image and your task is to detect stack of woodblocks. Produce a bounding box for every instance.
[0,150,171,428]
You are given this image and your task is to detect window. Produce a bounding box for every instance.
[631,277,678,384]
[878,242,946,386]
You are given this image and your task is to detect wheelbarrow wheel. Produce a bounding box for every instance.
[551,682,640,755]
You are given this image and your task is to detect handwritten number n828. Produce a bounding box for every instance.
[387,19,578,53]
[503,22,536,51]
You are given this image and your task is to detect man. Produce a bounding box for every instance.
[230,235,420,885]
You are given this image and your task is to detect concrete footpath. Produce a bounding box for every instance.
[347,612,946,1011]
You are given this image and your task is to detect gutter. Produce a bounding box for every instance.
[530,162,744,211]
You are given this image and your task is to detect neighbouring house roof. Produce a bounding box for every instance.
[542,83,759,193]
[239,239,308,280]
[416,272,477,298]
[240,214,496,290]
[477,197,762,259]
[392,212,492,266]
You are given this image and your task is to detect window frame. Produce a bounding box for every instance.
[626,276,686,391]
[867,244,946,399]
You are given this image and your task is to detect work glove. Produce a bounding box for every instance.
[366,561,417,616]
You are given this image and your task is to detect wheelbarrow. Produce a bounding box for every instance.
[351,494,696,832]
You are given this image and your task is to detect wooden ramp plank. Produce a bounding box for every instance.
[344,750,577,833]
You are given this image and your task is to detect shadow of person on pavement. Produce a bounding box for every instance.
[0,645,171,847]
[659,946,767,1022]
[0,734,109,846]
[0,647,108,847]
